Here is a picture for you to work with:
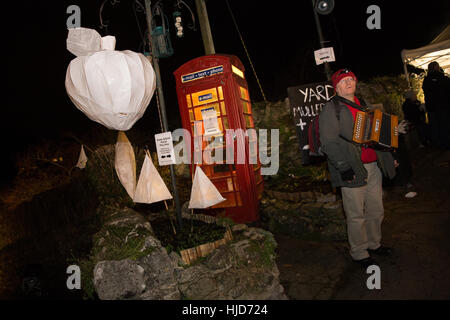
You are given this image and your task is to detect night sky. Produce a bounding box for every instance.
[3,0,449,168]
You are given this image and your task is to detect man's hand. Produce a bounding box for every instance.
[345,175,356,183]
[394,160,400,168]
[340,168,355,182]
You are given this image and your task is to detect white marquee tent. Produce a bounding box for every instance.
[401,25,450,83]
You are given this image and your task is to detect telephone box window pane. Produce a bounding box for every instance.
[232,65,244,78]
[241,101,247,113]
[239,86,250,101]
[212,179,232,192]
[220,101,227,115]
[202,165,212,176]
[236,193,242,206]
[189,109,194,122]
[231,177,239,191]
[192,88,218,107]
[194,104,221,120]
[194,120,203,136]
[239,87,246,100]
[211,103,221,116]
[186,95,192,108]
[222,117,229,129]
[218,117,223,132]
[242,101,252,114]
[213,164,231,174]
[194,107,203,120]
[244,87,250,101]
[245,115,254,128]
[218,86,224,100]
[209,134,224,148]
[227,178,234,191]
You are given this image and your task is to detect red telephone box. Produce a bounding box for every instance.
[174,54,263,223]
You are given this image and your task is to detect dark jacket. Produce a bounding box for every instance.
[402,99,425,126]
[422,71,450,112]
[318,98,396,188]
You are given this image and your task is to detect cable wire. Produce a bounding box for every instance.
[99,0,121,33]
[133,0,146,48]
[225,0,267,102]
[154,83,165,133]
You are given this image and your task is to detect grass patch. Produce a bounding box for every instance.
[248,234,277,268]
[151,217,227,254]
[72,223,154,300]
[92,225,154,261]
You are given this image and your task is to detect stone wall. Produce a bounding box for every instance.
[88,207,287,300]
[356,75,424,120]
[260,191,347,241]
[252,99,329,187]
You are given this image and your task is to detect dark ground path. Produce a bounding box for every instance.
[275,146,450,299]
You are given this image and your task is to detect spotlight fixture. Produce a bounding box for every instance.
[315,0,335,15]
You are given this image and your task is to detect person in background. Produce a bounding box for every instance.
[402,90,428,147]
[319,68,398,269]
[422,62,450,149]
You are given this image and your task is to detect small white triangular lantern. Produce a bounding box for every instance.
[75,145,88,169]
[114,131,136,199]
[133,151,173,204]
[188,166,226,209]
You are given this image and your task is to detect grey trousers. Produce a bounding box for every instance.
[341,162,384,260]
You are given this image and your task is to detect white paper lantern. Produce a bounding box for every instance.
[75,145,88,169]
[188,166,226,209]
[65,28,156,131]
[115,131,136,199]
[133,151,173,204]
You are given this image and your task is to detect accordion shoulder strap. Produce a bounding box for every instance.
[332,95,369,112]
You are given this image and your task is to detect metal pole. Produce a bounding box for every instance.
[312,0,331,80]
[402,60,411,88]
[144,0,183,229]
[195,0,216,55]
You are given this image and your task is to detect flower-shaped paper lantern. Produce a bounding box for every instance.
[65,28,156,131]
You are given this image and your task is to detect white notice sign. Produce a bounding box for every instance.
[314,47,336,65]
[201,107,221,136]
[155,132,176,166]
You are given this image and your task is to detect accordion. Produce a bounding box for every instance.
[352,109,399,148]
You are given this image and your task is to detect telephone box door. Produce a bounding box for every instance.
[174,55,263,223]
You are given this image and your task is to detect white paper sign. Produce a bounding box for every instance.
[201,107,221,136]
[155,132,176,166]
[314,47,336,65]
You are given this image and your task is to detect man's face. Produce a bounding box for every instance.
[335,76,356,97]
